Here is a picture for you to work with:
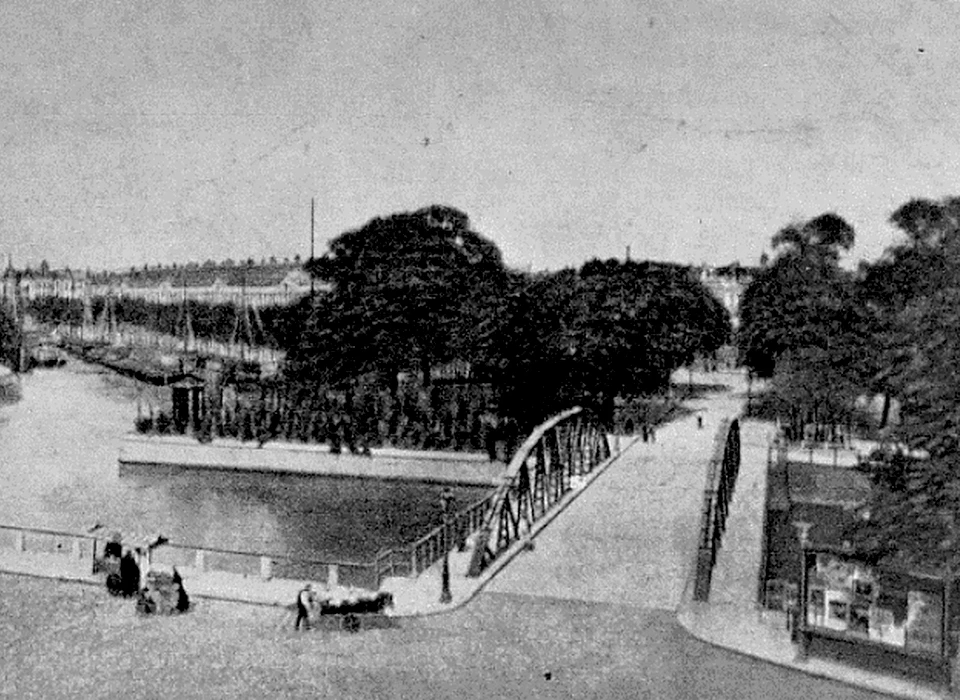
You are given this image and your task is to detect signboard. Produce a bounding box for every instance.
[804,552,945,658]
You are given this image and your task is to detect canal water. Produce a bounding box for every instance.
[0,361,492,563]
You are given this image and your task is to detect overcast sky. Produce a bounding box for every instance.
[3,0,960,273]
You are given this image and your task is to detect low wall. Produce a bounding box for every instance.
[119,435,507,486]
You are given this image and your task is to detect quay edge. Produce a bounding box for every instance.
[118,435,507,487]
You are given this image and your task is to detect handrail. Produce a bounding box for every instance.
[0,522,377,587]
[374,492,498,583]
[0,494,501,590]
[0,523,99,541]
[693,417,741,602]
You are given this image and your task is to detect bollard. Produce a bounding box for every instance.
[259,556,273,581]
[327,564,339,588]
[195,549,206,573]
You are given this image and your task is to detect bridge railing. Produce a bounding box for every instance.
[693,417,741,602]
[149,542,377,590]
[0,523,380,591]
[374,493,497,583]
[0,523,99,571]
[466,407,612,577]
[0,514,509,591]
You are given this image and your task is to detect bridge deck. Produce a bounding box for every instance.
[485,371,753,610]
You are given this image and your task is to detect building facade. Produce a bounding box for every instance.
[698,263,755,330]
[2,259,317,309]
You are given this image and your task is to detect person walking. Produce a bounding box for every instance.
[295,583,314,631]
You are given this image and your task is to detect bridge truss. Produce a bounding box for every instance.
[467,407,611,577]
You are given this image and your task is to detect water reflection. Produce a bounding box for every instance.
[0,361,491,561]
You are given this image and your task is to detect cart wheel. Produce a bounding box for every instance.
[342,614,360,633]
[106,573,123,596]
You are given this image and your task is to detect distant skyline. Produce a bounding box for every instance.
[3,0,960,273]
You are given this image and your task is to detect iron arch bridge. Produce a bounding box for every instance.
[467,407,612,577]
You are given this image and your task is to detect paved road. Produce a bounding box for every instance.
[1,573,886,700]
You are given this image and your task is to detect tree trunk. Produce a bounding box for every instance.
[421,352,432,388]
[385,369,400,442]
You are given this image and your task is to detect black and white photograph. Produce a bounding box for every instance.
[3,1,960,697]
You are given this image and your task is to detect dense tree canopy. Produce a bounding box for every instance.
[474,258,730,426]
[739,213,860,380]
[285,205,508,388]
[849,197,960,570]
[736,212,903,446]
[737,196,960,570]
[283,208,730,428]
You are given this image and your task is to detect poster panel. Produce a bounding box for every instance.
[805,552,944,655]
[906,590,942,655]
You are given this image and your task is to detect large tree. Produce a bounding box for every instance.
[852,197,960,429]
[739,213,858,379]
[284,205,508,389]
[737,213,882,436]
[850,197,960,570]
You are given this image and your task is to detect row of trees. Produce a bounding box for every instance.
[285,205,730,431]
[738,198,960,571]
[24,204,731,441]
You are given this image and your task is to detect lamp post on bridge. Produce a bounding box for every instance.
[440,487,454,604]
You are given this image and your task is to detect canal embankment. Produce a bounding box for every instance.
[119,435,507,486]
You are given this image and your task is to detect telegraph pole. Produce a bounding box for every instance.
[310,197,315,296]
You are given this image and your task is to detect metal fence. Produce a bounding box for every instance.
[693,417,742,602]
[0,523,99,570]
[0,522,379,589]
[374,493,497,582]
[0,501,500,592]
[149,542,378,590]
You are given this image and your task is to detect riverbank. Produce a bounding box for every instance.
[119,434,507,486]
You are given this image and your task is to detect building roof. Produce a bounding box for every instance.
[8,261,311,290]
[117,263,308,289]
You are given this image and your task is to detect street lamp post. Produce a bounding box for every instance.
[792,520,813,660]
[440,487,454,604]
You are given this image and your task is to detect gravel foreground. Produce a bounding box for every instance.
[1,573,887,700]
